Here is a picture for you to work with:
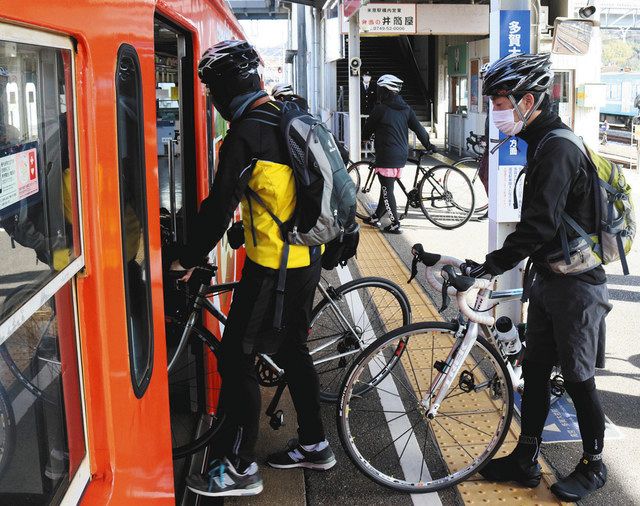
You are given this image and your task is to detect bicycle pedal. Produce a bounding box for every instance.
[269,410,285,430]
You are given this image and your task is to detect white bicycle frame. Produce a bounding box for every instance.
[420,256,525,419]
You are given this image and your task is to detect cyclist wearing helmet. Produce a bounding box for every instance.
[271,82,309,111]
[172,40,334,498]
[362,74,434,234]
[466,53,611,502]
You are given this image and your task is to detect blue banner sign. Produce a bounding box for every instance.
[498,10,530,167]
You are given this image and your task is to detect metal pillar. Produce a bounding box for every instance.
[348,14,361,160]
[488,0,534,323]
[296,3,308,100]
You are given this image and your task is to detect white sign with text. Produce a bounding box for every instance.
[0,147,39,212]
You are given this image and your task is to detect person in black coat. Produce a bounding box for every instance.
[361,74,433,234]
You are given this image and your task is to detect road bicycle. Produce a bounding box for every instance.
[347,149,475,230]
[165,264,411,460]
[450,131,489,215]
[336,244,564,492]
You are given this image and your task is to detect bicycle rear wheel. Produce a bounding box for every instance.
[348,161,376,220]
[337,322,513,493]
[418,165,475,229]
[308,277,411,402]
[166,319,225,459]
[452,158,488,214]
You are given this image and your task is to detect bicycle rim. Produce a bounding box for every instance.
[166,320,224,459]
[419,165,475,229]
[348,161,375,220]
[452,159,488,214]
[0,382,16,479]
[337,322,513,493]
[309,277,411,402]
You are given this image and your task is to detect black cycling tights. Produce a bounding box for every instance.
[374,175,399,224]
[521,360,605,455]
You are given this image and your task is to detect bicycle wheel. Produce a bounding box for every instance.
[419,165,475,229]
[309,277,411,402]
[348,160,376,220]
[337,322,514,493]
[0,382,16,479]
[452,158,488,214]
[166,318,225,459]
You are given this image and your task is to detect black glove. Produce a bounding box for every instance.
[461,259,490,279]
[426,143,437,154]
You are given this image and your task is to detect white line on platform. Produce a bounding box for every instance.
[336,265,443,506]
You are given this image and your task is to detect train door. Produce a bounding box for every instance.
[153,15,208,497]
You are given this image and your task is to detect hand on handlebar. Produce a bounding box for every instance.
[460,259,491,279]
[170,260,195,282]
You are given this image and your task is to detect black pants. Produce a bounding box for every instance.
[215,258,325,464]
[374,174,399,223]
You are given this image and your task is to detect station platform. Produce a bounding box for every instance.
[201,223,572,506]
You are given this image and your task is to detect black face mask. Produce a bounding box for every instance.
[207,72,261,121]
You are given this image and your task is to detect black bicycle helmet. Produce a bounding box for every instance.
[198,40,261,120]
[481,53,553,97]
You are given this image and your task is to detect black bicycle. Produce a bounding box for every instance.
[450,131,489,215]
[165,265,411,460]
[347,149,475,230]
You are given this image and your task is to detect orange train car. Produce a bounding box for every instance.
[0,0,244,503]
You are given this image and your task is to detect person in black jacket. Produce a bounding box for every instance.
[362,74,433,233]
[360,70,376,114]
[469,54,611,502]
[172,41,335,498]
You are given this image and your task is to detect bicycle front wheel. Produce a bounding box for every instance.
[348,160,376,220]
[452,158,488,214]
[419,165,475,229]
[166,319,225,459]
[309,277,411,402]
[337,322,514,493]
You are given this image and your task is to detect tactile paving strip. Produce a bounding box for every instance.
[352,226,572,505]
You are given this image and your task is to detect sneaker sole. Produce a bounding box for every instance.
[267,459,336,471]
[187,483,264,497]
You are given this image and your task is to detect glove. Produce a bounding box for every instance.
[461,259,490,279]
[426,143,437,154]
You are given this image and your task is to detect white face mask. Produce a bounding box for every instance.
[492,99,529,136]
[363,76,371,85]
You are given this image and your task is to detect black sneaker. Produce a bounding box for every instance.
[363,215,381,228]
[186,458,263,497]
[267,439,336,470]
[550,460,607,501]
[479,453,542,487]
[383,223,401,234]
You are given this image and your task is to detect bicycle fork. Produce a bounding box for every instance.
[422,322,480,419]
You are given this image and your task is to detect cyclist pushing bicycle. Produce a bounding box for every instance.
[362,74,436,234]
[465,53,611,501]
[171,40,335,497]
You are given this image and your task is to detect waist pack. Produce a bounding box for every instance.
[536,129,636,275]
[244,101,359,328]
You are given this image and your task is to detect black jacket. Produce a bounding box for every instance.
[484,110,606,284]
[363,95,431,168]
[361,82,376,114]
[180,100,289,268]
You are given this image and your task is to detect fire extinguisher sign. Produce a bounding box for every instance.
[0,142,40,212]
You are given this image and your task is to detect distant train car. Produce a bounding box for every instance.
[0,1,245,503]
[600,72,640,128]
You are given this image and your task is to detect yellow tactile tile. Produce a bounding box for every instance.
[352,226,572,506]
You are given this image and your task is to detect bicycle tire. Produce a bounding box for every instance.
[308,277,411,403]
[348,160,376,220]
[166,319,225,459]
[0,382,16,479]
[337,322,514,493]
[451,158,488,214]
[418,164,475,229]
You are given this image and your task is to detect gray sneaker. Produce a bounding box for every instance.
[186,458,263,497]
[267,439,336,471]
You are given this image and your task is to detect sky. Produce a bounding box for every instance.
[239,20,288,51]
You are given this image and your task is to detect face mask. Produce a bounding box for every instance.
[363,76,371,85]
[492,98,529,136]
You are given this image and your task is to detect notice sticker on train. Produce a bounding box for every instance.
[0,145,39,212]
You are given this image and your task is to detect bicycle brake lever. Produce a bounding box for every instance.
[408,255,419,283]
[439,279,451,313]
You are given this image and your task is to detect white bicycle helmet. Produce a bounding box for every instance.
[272,83,294,99]
[377,74,403,93]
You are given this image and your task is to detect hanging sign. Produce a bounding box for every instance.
[342,3,416,34]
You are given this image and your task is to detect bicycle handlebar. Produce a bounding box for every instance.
[409,244,494,326]
[466,131,486,156]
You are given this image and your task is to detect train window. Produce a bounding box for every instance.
[115,45,154,398]
[0,33,86,503]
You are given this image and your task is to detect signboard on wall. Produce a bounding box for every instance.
[342,3,416,35]
[447,44,467,76]
[469,59,479,112]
